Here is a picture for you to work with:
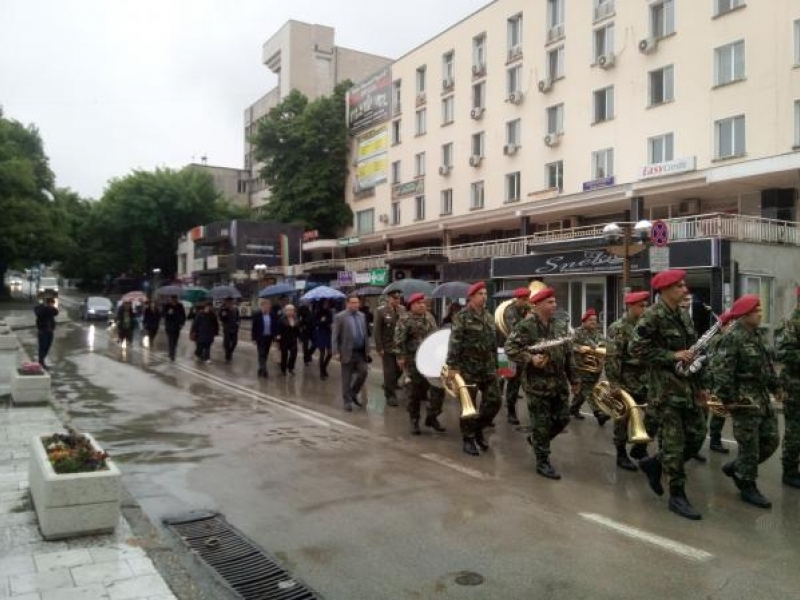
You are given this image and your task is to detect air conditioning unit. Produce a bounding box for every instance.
[639,37,658,54]
[503,144,518,156]
[471,63,485,76]
[470,106,485,120]
[598,53,615,69]
[438,165,452,176]
[378,213,389,224]
[544,133,563,147]
[416,92,426,105]
[507,45,523,61]
[469,155,483,167]
[678,198,701,215]
[393,269,409,281]
[442,77,454,89]
[507,91,524,104]
[538,78,553,93]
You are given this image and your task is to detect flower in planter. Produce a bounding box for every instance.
[42,429,109,474]
[18,361,46,375]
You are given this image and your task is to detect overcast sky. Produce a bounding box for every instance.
[0,0,489,199]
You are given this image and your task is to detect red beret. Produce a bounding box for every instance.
[513,287,530,299]
[651,269,686,291]
[581,308,597,322]
[407,293,425,307]
[718,311,733,326]
[467,281,486,297]
[624,291,650,305]
[728,294,760,319]
[530,287,555,304]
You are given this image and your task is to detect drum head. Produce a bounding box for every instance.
[416,329,451,379]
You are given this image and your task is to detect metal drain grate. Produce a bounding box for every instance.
[165,511,321,600]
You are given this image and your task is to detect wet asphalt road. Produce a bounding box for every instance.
[14,295,800,600]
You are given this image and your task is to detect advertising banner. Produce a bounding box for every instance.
[347,66,392,133]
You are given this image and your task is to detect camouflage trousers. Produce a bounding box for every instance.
[504,373,522,409]
[708,413,726,439]
[612,392,658,448]
[460,372,501,437]
[731,406,779,482]
[527,391,570,462]
[406,368,445,421]
[656,400,707,488]
[782,396,800,472]
[570,376,601,414]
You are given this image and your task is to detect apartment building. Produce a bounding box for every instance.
[334,0,800,332]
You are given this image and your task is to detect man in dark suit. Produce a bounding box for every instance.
[162,295,186,362]
[251,298,274,378]
[333,294,372,411]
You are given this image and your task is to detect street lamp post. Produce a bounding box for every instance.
[151,268,161,300]
[602,220,652,294]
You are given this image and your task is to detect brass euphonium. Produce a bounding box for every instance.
[494,280,548,337]
[575,343,607,374]
[441,365,479,419]
[591,380,651,443]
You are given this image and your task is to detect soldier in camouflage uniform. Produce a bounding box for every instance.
[501,288,531,425]
[709,294,780,508]
[774,286,800,489]
[446,282,501,456]
[505,287,579,480]
[395,293,446,435]
[702,311,734,454]
[570,308,608,426]
[374,290,406,406]
[605,290,651,471]
[629,269,707,520]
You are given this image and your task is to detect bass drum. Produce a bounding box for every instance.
[415,329,451,388]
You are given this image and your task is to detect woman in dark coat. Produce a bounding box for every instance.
[142,300,161,346]
[190,302,219,364]
[116,300,136,346]
[313,299,334,380]
[276,304,300,375]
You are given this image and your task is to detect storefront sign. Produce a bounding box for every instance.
[649,246,670,272]
[338,236,360,247]
[582,176,615,192]
[492,248,647,278]
[303,230,320,242]
[639,156,697,180]
[369,268,388,286]
[355,272,372,284]
[391,179,424,200]
[337,271,355,286]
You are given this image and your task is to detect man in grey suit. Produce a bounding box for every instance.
[333,294,372,411]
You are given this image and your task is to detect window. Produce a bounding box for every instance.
[414,196,426,221]
[441,96,455,124]
[546,0,565,40]
[795,100,800,147]
[594,24,614,61]
[506,119,521,145]
[472,81,486,109]
[650,0,675,38]
[392,79,402,115]
[505,172,521,203]
[470,181,485,209]
[546,103,564,134]
[391,201,401,225]
[795,20,800,65]
[391,161,401,184]
[741,275,772,324]
[415,66,426,95]
[715,41,745,86]
[593,86,614,123]
[548,46,565,80]
[415,109,427,135]
[546,161,564,190]
[715,115,745,158]
[591,148,614,178]
[507,65,522,95]
[473,34,487,72]
[715,0,744,16]
[508,13,523,52]
[442,143,454,168]
[648,133,674,163]
[237,180,247,194]
[356,209,374,235]
[414,152,426,177]
[442,51,455,87]
[440,189,453,215]
[391,120,401,145]
[472,132,485,157]
[649,65,674,105]
[594,0,614,22]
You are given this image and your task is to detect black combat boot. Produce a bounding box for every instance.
[783,469,800,489]
[709,435,729,454]
[593,411,610,427]
[722,460,744,490]
[570,404,585,420]
[536,459,561,480]
[424,414,446,432]
[410,418,421,435]
[462,437,480,456]
[629,443,649,460]
[740,481,772,509]
[638,454,664,496]
[507,404,520,425]
[668,486,702,520]
[475,430,489,451]
[616,445,637,471]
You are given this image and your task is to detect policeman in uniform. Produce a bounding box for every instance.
[710,294,780,508]
[505,287,579,480]
[374,290,406,407]
[394,293,446,435]
[629,269,708,520]
[502,287,531,425]
[570,308,608,425]
[605,290,651,471]
[776,286,800,489]
[446,282,501,456]
[218,296,241,363]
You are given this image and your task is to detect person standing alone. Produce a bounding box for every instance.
[34,296,58,370]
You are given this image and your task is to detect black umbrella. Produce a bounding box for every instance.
[210,285,242,300]
[353,286,384,297]
[430,281,471,299]
[155,284,183,297]
[382,279,435,298]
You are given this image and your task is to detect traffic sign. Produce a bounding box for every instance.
[651,219,670,247]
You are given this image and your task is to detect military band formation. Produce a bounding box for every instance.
[386,269,800,522]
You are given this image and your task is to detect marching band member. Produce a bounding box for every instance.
[395,293,446,435]
[776,286,800,489]
[505,287,579,480]
[502,287,532,425]
[703,310,735,454]
[710,294,780,508]
[446,282,501,456]
[570,308,608,426]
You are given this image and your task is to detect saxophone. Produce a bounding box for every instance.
[675,321,722,376]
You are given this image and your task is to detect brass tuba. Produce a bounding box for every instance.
[441,365,479,419]
[591,380,651,443]
[575,343,607,374]
[494,280,548,337]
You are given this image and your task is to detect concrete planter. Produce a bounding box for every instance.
[28,433,121,540]
[0,333,18,350]
[11,368,51,405]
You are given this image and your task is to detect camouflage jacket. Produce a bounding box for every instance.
[505,313,577,394]
[394,311,438,376]
[776,308,800,381]
[572,326,606,381]
[709,321,778,408]
[606,314,646,398]
[446,306,496,377]
[499,302,529,342]
[374,304,406,354]
[629,298,703,405]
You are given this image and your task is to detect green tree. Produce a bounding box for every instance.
[252,82,353,237]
